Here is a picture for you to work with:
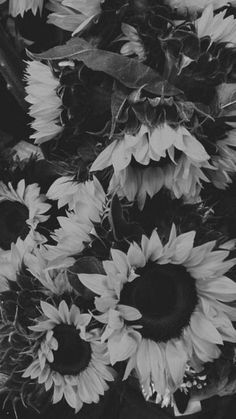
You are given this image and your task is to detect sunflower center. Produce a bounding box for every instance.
[120,262,198,342]
[0,201,29,250]
[51,324,91,375]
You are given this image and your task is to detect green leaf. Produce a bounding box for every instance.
[28,37,182,97]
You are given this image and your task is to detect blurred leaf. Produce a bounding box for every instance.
[110,84,129,137]
[29,37,182,97]
[109,195,144,242]
[70,256,105,274]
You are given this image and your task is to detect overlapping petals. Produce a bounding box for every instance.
[25,61,63,144]
[91,124,211,207]
[79,226,236,401]
[0,0,44,17]
[47,0,101,33]
[45,177,105,264]
[23,301,115,412]
[196,5,236,46]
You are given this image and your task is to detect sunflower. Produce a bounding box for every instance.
[1,0,45,16]
[208,129,236,189]
[120,23,146,61]
[0,179,51,250]
[45,177,106,264]
[25,61,63,144]
[79,226,236,404]
[47,0,101,33]
[195,5,236,46]
[0,238,33,291]
[47,175,105,212]
[91,124,211,207]
[23,300,115,412]
[109,155,211,208]
[165,0,233,16]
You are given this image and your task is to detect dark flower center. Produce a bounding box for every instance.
[51,324,91,375]
[0,201,29,250]
[120,262,198,342]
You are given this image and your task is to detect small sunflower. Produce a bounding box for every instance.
[79,226,236,404]
[195,5,236,46]
[47,175,105,212]
[91,123,211,207]
[23,300,115,412]
[165,0,232,16]
[208,128,236,189]
[0,238,32,291]
[25,61,63,144]
[47,0,101,33]
[120,23,146,61]
[1,0,45,16]
[45,177,106,264]
[0,179,50,250]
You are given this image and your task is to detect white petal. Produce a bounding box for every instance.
[145,230,163,261]
[29,320,56,332]
[58,300,70,323]
[197,276,236,301]
[110,249,129,275]
[182,133,209,162]
[127,243,146,268]
[136,339,151,382]
[171,231,196,264]
[117,305,142,321]
[53,385,64,404]
[166,339,188,387]
[108,309,124,330]
[64,386,78,409]
[148,340,166,394]
[190,311,223,345]
[108,330,140,364]
[90,141,118,172]
[40,301,61,323]
[78,273,110,296]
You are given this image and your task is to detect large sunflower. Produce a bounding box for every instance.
[79,226,236,404]
[91,123,212,208]
[23,300,115,412]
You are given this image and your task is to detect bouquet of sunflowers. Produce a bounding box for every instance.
[1,1,236,418]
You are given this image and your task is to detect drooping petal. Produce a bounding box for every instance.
[166,339,188,388]
[90,141,118,172]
